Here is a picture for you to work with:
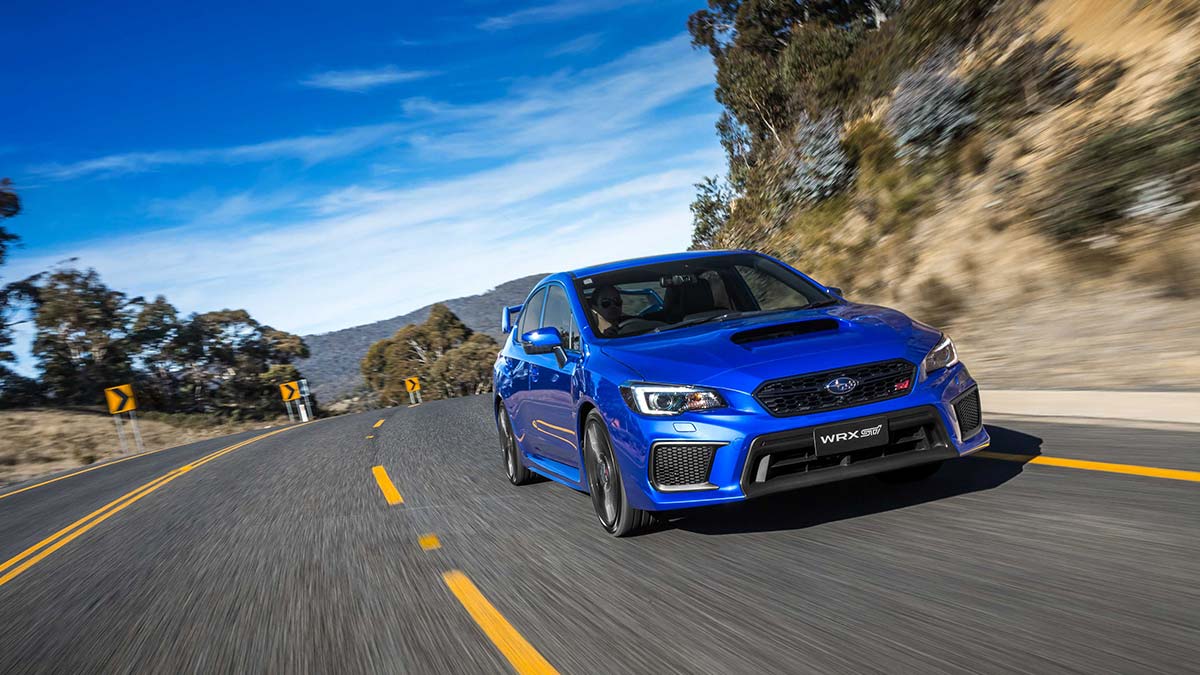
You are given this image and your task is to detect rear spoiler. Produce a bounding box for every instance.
[501,304,523,334]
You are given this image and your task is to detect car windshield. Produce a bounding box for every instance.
[574,253,834,338]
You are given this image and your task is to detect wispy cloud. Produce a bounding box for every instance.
[299,66,436,92]
[30,123,404,180]
[398,35,713,159]
[479,0,644,31]
[549,32,604,56]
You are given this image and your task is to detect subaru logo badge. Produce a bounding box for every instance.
[825,376,858,395]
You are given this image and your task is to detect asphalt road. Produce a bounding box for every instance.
[0,396,1197,674]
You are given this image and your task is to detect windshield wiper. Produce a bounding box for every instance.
[803,298,840,309]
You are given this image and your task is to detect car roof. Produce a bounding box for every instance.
[567,249,755,279]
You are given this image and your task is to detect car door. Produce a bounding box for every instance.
[507,287,546,446]
[524,283,582,470]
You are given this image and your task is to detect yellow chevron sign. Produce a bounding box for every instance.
[104,384,137,415]
[405,377,421,393]
[279,381,301,401]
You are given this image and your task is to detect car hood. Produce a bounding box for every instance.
[599,303,941,394]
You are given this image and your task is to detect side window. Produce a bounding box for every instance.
[736,265,801,311]
[518,288,546,339]
[568,314,580,351]
[540,285,580,351]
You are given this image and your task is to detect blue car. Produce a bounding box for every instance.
[493,250,990,536]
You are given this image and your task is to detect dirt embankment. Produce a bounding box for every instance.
[0,409,285,487]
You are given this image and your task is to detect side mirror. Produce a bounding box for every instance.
[521,327,568,367]
[827,286,844,297]
[501,304,523,334]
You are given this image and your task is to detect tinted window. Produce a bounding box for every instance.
[518,287,546,339]
[540,285,580,351]
[575,253,830,338]
[736,265,803,311]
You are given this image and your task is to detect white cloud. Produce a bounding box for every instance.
[479,0,645,30]
[548,32,604,56]
[299,66,436,92]
[30,124,405,180]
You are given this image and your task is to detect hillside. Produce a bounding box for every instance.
[297,274,545,400]
[688,0,1200,390]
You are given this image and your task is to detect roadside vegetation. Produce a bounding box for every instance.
[360,304,497,406]
[688,0,1200,388]
[0,182,312,419]
[0,408,286,487]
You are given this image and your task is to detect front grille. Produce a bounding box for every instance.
[650,443,718,489]
[754,359,916,417]
[741,407,953,497]
[953,386,982,438]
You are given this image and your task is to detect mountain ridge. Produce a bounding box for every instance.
[297,274,546,400]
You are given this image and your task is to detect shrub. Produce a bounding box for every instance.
[1158,248,1199,299]
[887,59,977,160]
[1035,124,1158,242]
[959,134,990,174]
[1159,57,1200,195]
[913,277,965,328]
[780,113,855,205]
[843,0,1001,110]
[781,24,862,114]
[1081,61,1127,105]
[842,119,897,174]
[970,35,1082,127]
[690,176,733,250]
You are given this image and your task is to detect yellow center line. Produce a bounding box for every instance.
[443,570,559,675]
[0,424,307,588]
[976,451,1200,482]
[371,466,403,505]
[373,419,385,428]
[418,533,441,551]
[366,435,375,439]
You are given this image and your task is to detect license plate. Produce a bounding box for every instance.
[813,416,889,455]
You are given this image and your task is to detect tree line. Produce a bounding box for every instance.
[360,304,496,405]
[0,181,311,418]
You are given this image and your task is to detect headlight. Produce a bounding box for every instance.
[923,333,959,373]
[620,384,726,416]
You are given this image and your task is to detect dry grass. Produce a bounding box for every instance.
[771,0,1200,391]
[0,409,286,488]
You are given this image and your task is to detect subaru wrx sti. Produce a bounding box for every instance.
[493,250,989,536]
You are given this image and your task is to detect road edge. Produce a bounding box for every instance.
[983,390,1200,427]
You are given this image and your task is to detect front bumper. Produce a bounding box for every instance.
[611,363,989,511]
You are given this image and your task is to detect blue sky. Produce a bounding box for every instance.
[2,0,721,370]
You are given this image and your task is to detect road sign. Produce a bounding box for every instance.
[279,381,301,401]
[405,377,421,393]
[104,384,137,415]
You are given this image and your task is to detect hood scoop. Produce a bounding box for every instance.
[730,318,839,345]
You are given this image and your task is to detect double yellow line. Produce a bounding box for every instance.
[0,424,304,589]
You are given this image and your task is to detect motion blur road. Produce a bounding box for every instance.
[1,396,1197,673]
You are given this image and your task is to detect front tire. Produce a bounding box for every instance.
[498,406,535,486]
[583,410,653,537]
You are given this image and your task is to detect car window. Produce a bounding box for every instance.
[575,253,830,338]
[567,314,580,351]
[518,287,546,339]
[540,285,580,351]
[735,265,804,311]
